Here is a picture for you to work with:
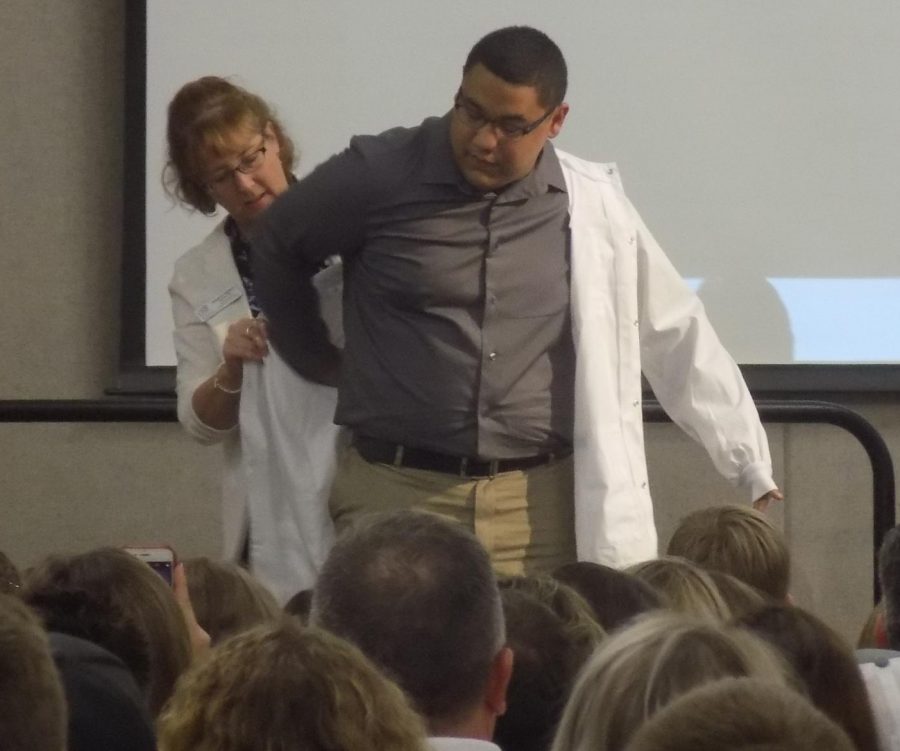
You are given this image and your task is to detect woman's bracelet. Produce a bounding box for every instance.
[213,365,242,395]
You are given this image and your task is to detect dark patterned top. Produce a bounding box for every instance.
[224,216,261,317]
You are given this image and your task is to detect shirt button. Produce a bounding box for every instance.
[488,351,497,361]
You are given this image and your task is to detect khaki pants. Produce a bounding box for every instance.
[328,446,576,576]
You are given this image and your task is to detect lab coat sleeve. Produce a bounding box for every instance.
[631,199,776,501]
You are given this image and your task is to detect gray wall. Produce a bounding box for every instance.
[1,1,896,643]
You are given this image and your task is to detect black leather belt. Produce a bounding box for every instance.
[354,435,569,478]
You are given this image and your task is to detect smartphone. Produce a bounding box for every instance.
[124,546,175,586]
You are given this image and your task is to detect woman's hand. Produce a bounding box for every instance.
[223,317,269,366]
[213,317,269,393]
[173,561,211,659]
[191,317,269,431]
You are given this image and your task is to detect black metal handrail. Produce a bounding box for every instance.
[1,398,894,600]
[646,399,894,601]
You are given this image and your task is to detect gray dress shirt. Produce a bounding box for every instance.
[254,114,575,459]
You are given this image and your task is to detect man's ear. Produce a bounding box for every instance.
[484,647,514,717]
[548,103,569,139]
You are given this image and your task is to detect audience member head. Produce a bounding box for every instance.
[553,561,662,632]
[312,510,512,738]
[878,526,900,649]
[624,677,855,751]
[283,588,313,623]
[0,592,67,751]
[463,26,567,108]
[182,557,280,644]
[499,574,605,647]
[164,76,295,224]
[705,569,770,619]
[735,604,879,751]
[666,504,791,600]
[550,611,789,751]
[494,584,602,751]
[0,550,21,595]
[627,556,732,621]
[22,547,192,715]
[157,621,426,751]
[49,632,155,751]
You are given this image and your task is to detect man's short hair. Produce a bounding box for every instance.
[666,504,791,600]
[464,26,567,108]
[0,592,68,751]
[624,677,855,751]
[311,510,505,727]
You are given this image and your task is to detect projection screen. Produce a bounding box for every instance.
[120,1,900,392]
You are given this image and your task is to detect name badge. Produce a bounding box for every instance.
[195,285,243,322]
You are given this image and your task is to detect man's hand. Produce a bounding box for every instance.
[753,488,784,512]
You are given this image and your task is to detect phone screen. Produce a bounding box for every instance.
[124,547,175,587]
[146,559,173,586]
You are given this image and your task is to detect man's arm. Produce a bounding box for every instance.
[632,199,780,503]
[252,147,369,386]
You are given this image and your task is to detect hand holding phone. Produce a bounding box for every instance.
[123,546,175,586]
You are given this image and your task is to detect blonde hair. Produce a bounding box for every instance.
[182,557,280,644]
[625,677,855,751]
[0,593,67,751]
[157,621,427,751]
[705,569,769,619]
[667,504,790,600]
[627,556,732,622]
[550,611,790,751]
[164,76,296,214]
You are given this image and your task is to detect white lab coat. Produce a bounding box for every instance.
[561,150,774,566]
[238,262,344,602]
[169,222,251,562]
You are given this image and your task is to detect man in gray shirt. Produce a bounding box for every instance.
[253,26,780,574]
